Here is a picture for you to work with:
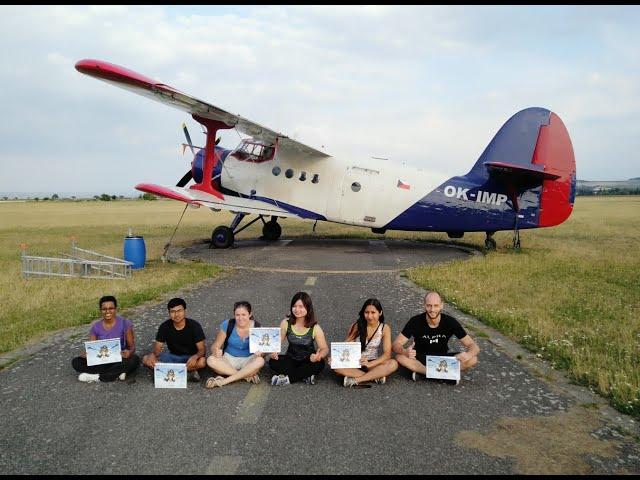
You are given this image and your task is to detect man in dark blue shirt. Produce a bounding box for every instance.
[142,297,206,381]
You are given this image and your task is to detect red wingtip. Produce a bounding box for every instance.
[75,59,180,93]
[135,183,200,204]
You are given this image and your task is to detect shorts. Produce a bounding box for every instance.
[158,352,192,363]
[417,351,460,366]
[223,352,257,370]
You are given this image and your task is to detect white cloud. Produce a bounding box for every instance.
[1,5,639,197]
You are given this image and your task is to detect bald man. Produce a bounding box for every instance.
[393,291,479,383]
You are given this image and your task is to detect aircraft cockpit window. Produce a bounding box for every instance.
[230,140,276,163]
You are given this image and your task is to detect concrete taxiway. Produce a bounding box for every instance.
[1,238,638,474]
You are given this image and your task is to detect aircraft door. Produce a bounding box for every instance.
[337,166,384,226]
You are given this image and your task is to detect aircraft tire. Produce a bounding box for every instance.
[485,237,497,250]
[262,220,282,241]
[212,226,234,249]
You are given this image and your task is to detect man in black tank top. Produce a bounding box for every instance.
[392,291,479,381]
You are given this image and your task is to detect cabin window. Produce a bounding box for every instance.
[299,171,307,181]
[272,166,281,176]
[230,139,275,163]
[351,182,361,192]
[312,174,319,184]
[285,169,294,179]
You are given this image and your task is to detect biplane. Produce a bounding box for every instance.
[76,59,576,249]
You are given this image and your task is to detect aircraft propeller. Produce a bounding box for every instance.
[176,123,195,187]
[176,122,221,187]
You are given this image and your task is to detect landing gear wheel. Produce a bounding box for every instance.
[484,231,497,251]
[211,226,234,249]
[262,220,282,241]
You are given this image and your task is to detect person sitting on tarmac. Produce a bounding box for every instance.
[71,295,140,383]
[393,291,479,384]
[205,301,266,388]
[142,297,206,382]
[268,291,329,386]
[332,298,398,388]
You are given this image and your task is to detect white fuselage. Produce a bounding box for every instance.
[221,150,449,228]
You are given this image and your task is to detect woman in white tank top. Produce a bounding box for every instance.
[333,298,398,387]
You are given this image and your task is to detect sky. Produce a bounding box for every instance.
[1,5,639,196]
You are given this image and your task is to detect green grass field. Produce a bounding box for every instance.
[408,196,640,418]
[1,196,638,418]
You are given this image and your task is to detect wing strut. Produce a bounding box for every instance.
[190,115,232,200]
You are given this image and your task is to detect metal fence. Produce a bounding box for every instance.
[22,241,133,280]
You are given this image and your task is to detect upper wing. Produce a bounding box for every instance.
[75,59,330,158]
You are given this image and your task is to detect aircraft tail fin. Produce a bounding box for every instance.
[467,107,576,227]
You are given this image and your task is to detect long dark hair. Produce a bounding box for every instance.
[348,298,384,351]
[287,291,317,328]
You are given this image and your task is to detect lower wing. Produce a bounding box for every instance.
[136,183,299,218]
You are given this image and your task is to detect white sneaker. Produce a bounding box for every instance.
[276,374,290,386]
[118,372,126,381]
[343,376,357,387]
[303,375,315,385]
[271,375,279,386]
[411,371,417,382]
[78,373,100,383]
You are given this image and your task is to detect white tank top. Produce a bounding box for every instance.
[363,323,384,360]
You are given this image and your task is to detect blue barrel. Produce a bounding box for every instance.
[123,236,146,269]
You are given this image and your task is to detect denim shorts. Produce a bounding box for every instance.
[158,351,192,363]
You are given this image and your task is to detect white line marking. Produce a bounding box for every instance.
[206,455,242,474]
[234,383,270,425]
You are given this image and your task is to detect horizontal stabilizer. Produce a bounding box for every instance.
[484,161,560,181]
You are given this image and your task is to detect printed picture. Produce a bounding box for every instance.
[426,355,461,381]
[249,327,281,353]
[154,363,187,389]
[85,338,122,366]
[330,342,361,369]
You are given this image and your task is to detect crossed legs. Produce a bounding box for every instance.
[334,358,398,384]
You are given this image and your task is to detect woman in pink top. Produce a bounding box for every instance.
[333,298,398,387]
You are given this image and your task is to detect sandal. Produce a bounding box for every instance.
[245,374,260,384]
[205,376,224,389]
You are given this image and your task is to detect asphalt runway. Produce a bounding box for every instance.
[1,239,638,474]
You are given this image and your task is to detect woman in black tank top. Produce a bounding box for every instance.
[268,292,329,385]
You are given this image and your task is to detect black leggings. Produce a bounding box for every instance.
[71,354,140,382]
[269,355,324,383]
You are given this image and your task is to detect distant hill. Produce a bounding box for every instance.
[576,178,640,195]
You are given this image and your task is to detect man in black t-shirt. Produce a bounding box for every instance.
[393,291,479,382]
[142,297,206,381]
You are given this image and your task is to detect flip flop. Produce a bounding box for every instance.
[245,374,261,384]
[205,376,224,389]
